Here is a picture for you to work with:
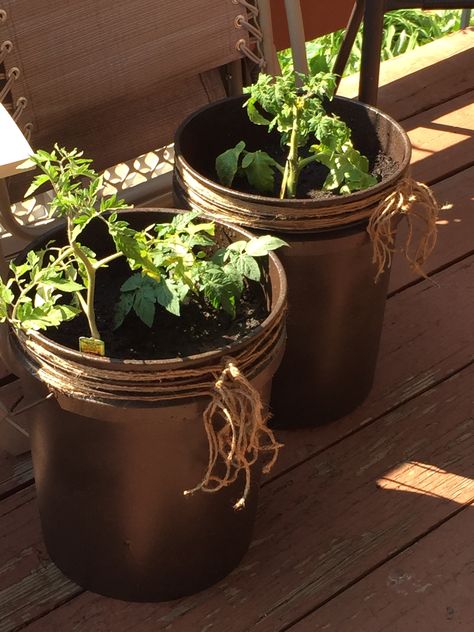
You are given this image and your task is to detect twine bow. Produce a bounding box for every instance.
[367,178,439,282]
[184,357,283,510]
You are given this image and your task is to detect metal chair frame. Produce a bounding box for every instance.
[333,0,474,105]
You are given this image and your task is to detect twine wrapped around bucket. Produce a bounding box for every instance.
[15,303,286,509]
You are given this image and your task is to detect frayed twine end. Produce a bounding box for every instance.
[367,178,439,283]
[183,358,283,510]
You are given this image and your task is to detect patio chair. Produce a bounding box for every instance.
[0,1,262,243]
[0,0,272,452]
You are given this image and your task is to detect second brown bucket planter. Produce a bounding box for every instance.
[173,95,438,426]
[4,209,287,602]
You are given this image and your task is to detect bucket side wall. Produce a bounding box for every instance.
[27,358,277,601]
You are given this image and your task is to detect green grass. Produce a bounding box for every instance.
[279,9,473,76]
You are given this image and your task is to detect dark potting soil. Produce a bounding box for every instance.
[46,263,269,360]
[218,138,398,200]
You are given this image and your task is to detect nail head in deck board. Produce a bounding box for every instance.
[338,28,474,122]
[290,505,474,632]
[15,365,474,632]
[389,165,474,291]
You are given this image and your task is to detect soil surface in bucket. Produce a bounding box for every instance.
[46,261,269,360]
[219,137,399,200]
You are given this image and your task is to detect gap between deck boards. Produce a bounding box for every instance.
[286,498,474,632]
[285,501,474,631]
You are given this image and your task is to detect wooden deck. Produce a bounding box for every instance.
[0,29,473,632]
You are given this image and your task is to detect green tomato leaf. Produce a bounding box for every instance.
[116,274,159,328]
[57,304,81,321]
[187,221,215,237]
[0,282,14,321]
[26,250,40,270]
[71,213,95,241]
[211,248,227,267]
[226,253,261,282]
[9,261,30,279]
[170,210,201,232]
[225,240,247,253]
[246,97,271,126]
[154,278,181,317]
[44,277,85,292]
[200,265,240,318]
[113,292,134,329]
[24,174,50,199]
[223,240,247,259]
[215,141,246,188]
[245,235,288,257]
[18,302,72,330]
[187,233,215,248]
[108,220,160,278]
[133,291,155,328]
[120,273,144,292]
[0,282,14,305]
[241,151,277,194]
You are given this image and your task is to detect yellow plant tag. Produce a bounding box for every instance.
[79,337,105,356]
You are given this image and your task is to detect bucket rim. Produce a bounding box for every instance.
[174,94,412,208]
[12,208,288,373]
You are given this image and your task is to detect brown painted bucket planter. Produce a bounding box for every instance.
[173,96,412,425]
[7,209,287,602]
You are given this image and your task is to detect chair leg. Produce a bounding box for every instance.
[461,8,471,28]
[334,0,365,92]
[358,0,386,105]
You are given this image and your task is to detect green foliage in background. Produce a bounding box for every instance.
[279,10,472,76]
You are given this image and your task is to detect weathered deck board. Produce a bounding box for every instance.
[0,488,81,632]
[0,380,32,466]
[16,364,474,632]
[291,505,474,631]
[389,165,474,291]
[0,450,32,500]
[274,254,474,475]
[406,90,474,185]
[1,256,472,628]
[338,28,474,121]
